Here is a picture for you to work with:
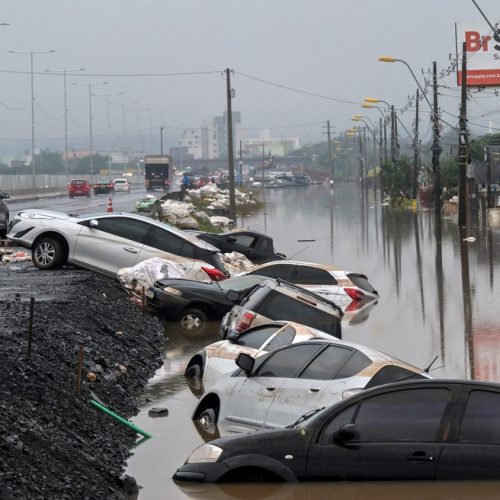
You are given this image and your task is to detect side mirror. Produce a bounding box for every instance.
[0,192,9,199]
[89,219,99,228]
[236,352,255,375]
[225,289,241,303]
[332,423,358,444]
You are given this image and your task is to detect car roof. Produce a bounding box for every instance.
[221,229,271,239]
[253,260,344,272]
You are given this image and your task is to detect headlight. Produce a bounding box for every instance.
[163,286,183,296]
[186,444,223,464]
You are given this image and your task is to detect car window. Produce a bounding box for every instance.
[320,404,357,444]
[458,390,500,444]
[249,264,294,281]
[364,365,426,389]
[353,388,450,442]
[253,289,340,337]
[264,325,296,351]
[335,350,372,378]
[71,180,87,186]
[145,227,194,258]
[347,273,376,294]
[299,345,354,380]
[292,266,337,285]
[92,217,151,243]
[234,325,282,349]
[219,275,266,292]
[256,343,322,378]
[231,234,257,248]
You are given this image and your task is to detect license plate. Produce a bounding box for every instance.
[145,288,155,299]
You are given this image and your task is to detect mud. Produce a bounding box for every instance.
[0,261,164,499]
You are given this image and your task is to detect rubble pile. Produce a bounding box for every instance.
[0,264,163,499]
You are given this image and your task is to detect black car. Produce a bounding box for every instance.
[93,182,114,195]
[146,274,270,335]
[174,379,500,483]
[0,192,10,239]
[189,230,286,264]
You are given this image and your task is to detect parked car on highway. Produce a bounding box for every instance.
[192,339,428,437]
[220,279,343,340]
[113,178,130,193]
[146,274,269,335]
[242,261,378,310]
[7,210,228,278]
[189,229,286,264]
[185,321,334,390]
[0,191,10,239]
[93,181,114,195]
[68,179,90,198]
[177,380,500,483]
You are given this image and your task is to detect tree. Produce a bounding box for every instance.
[380,156,413,198]
[35,150,64,174]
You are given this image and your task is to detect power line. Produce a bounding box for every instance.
[0,68,223,78]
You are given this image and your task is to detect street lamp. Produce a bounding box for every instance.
[8,49,56,188]
[73,81,109,186]
[44,68,86,181]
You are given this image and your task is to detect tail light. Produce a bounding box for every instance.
[164,180,170,186]
[201,267,227,282]
[145,180,150,187]
[344,287,365,302]
[235,312,255,333]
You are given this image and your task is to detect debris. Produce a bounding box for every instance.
[86,371,97,382]
[148,407,169,418]
[463,236,476,242]
[220,251,255,275]
[210,216,235,231]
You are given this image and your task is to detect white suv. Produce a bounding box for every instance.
[113,178,130,193]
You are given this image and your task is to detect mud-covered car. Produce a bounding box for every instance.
[146,274,269,335]
[0,192,9,239]
[220,279,343,340]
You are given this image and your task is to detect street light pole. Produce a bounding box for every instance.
[160,126,164,155]
[9,49,55,188]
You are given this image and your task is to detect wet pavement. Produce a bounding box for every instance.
[125,183,500,498]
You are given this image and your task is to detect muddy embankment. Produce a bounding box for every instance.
[0,261,164,499]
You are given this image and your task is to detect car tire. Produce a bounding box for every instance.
[185,363,202,379]
[32,236,66,270]
[178,308,209,335]
[197,407,218,435]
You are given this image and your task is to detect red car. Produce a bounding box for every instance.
[68,179,90,198]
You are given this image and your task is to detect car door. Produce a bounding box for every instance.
[437,389,500,479]
[291,265,340,302]
[221,343,321,429]
[73,216,150,275]
[264,344,355,428]
[308,387,450,480]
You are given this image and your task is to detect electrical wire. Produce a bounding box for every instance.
[0,68,223,78]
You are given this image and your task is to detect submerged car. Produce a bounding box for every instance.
[190,229,286,264]
[220,278,343,340]
[185,321,334,390]
[192,338,428,436]
[0,191,10,239]
[177,380,500,483]
[146,274,269,335]
[7,210,227,278]
[242,260,378,310]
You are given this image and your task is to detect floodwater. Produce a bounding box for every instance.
[126,184,500,499]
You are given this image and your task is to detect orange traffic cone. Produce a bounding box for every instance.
[106,197,113,212]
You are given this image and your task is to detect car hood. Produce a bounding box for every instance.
[14,209,75,221]
[155,278,219,290]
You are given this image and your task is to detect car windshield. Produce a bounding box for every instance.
[218,275,268,292]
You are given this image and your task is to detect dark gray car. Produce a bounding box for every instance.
[0,192,9,239]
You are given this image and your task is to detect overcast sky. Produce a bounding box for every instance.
[1,0,499,157]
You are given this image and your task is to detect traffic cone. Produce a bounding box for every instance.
[106,197,113,212]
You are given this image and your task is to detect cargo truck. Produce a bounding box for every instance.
[144,155,172,191]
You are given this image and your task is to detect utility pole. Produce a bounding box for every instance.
[390,105,396,162]
[160,127,164,155]
[458,44,468,226]
[394,109,399,160]
[432,61,442,214]
[326,120,334,183]
[412,88,420,199]
[383,117,388,164]
[486,147,492,208]
[225,68,236,222]
[358,128,364,191]
[88,83,94,186]
[239,139,243,187]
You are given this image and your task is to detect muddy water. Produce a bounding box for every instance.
[126,184,500,498]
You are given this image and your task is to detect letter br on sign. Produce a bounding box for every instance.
[457,23,500,87]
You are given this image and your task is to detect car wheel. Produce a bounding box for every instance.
[185,363,202,379]
[178,308,208,335]
[32,236,66,270]
[198,407,218,434]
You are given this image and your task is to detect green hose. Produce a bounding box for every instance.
[90,399,152,439]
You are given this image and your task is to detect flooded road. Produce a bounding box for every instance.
[126,184,500,498]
